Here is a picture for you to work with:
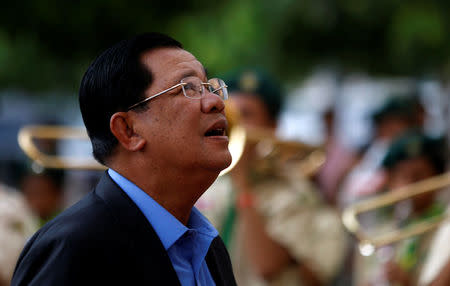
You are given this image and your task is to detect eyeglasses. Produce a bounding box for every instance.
[127,77,228,110]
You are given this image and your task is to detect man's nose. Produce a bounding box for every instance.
[201,92,225,114]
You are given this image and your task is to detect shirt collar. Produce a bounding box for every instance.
[107,169,217,250]
[188,207,218,238]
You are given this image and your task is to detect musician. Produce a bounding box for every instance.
[0,183,37,286]
[20,169,64,227]
[11,33,236,286]
[338,96,420,208]
[199,68,347,286]
[354,131,447,285]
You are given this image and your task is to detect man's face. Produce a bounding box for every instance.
[388,157,437,210]
[376,116,411,140]
[131,47,232,173]
[388,157,436,189]
[230,93,274,129]
[22,175,62,219]
[228,93,275,163]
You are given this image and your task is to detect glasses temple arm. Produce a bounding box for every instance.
[128,82,186,110]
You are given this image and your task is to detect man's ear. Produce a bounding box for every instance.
[110,112,146,151]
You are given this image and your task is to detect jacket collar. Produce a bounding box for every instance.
[94,172,182,285]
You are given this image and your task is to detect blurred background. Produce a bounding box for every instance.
[1,0,449,185]
[1,0,450,285]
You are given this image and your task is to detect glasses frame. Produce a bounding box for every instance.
[127,78,228,110]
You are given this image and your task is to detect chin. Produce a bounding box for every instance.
[206,151,232,172]
[220,153,233,170]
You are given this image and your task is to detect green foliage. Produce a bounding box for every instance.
[1,0,450,92]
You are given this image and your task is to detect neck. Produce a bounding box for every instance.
[110,159,218,225]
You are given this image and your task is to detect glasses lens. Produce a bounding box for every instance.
[208,78,228,100]
[181,77,203,99]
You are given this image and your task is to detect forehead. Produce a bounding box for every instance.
[392,157,435,173]
[231,92,268,111]
[140,47,206,83]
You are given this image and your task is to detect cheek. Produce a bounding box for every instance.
[143,99,201,147]
[156,112,197,147]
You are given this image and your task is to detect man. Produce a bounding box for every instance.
[0,183,37,286]
[338,95,419,207]
[198,69,347,286]
[315,107,358,205]
[21,169,64,227]
[12,33,237,286]
[353,132,447,285]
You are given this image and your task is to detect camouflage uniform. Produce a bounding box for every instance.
[353,202,445,285]
[198,171,348,285]
[353,131,447,285]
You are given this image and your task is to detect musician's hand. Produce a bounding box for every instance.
[384,261,411,286]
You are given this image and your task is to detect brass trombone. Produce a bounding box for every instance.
[18,125,105,171]
[342,172,450,256]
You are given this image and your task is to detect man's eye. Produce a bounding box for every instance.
[184,83,195,90]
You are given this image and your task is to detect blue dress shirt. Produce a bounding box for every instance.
[108,169,217,286]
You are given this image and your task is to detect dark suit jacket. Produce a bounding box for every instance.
[11,172,237,286]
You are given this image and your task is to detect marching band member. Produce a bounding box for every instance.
[199,68,347,286]
[354,132,447,286]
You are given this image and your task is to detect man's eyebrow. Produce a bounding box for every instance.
[178,67,208,81]
[179,71,197,80]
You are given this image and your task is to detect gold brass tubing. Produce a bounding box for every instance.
[18,125,106,170]
[342,172,450,254]
[244,126,320,151]
[369,215,447,248]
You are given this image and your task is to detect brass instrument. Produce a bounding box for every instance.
[240,126,325,177]
[223,99,325,178]
[18,125,105,171]
[342,172,450,256]
[17,102,324,177]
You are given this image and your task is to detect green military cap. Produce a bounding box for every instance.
[372,96,419,124]
[222,68,284,120]
[382,131,447,173]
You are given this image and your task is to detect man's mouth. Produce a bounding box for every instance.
[205,128,226,137]
[204,119,228,137]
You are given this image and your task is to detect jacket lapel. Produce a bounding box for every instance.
[95,172,181,285]
[206,237,238,286]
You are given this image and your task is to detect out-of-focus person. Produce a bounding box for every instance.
[338,96,421,208]
[315,108,359,205]
[418,215,450,286]
[20,169,64,227]
[353,131,447,286]
[0,183,37,286]
[199,68,347,286]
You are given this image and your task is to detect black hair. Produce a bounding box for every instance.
[382,131,447,174]
[79,33,182,164]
